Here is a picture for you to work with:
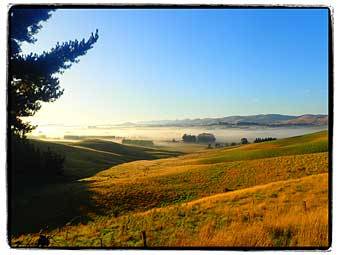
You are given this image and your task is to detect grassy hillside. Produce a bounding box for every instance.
[10,139,183,236]
[29,139,183,179]
[196,131,328,164]
[10,131,329,247]
[12,173,328,247]
[155,141,208,153]
[80,131,327,216]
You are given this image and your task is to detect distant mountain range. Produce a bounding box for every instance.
[120,114,328,127]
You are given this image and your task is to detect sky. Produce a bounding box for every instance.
[19,8,329,125]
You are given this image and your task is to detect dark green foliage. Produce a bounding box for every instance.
[197,133,216,144]
[254,137,277,143]
[11,135,65,175]
[64,135,82,140]
[241,138,249,144]
[182,134,197,143]
[122,139,154,147]
[214,143,221,148]
[10,9,55,56]
[10,8,99,137]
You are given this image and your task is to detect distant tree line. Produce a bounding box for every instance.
[64,135,122,140]
[198,133,216,143]
[182,134,278,148]
[182,134,197,143]
[64,135,82,140]
[254,137,277,143]
[122,139,154,147]
[209,142,237,149]
[182,133,216,144]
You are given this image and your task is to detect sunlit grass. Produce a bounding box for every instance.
[80,152,327,218]
[11,131,329,247]
[12,173,328,247]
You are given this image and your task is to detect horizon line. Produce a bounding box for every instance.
[31,113,329,127]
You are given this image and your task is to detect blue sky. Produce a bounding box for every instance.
[21,8,329,125]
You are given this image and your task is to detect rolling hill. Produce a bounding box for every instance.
[280,115,329,125]
[10,131,329,247]
[10,139,184,235]
[29,139,183,179]
[133,114,328,127]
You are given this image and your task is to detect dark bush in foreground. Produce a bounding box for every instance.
[11,135,65,175]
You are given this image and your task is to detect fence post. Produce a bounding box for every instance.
[65,227,69,241]
[303,201,307,212]
[141,230,147,247]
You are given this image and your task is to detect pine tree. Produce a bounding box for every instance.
[10,8,99,137]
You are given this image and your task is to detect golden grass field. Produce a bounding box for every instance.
[11,130,329,248]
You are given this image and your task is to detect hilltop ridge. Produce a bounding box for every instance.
[116,114,328,127]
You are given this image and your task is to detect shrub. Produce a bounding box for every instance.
[241,138,249,144]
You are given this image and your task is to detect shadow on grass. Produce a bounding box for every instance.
[9,140,184,239]
[9,147,162,238]
[10,175,107,238]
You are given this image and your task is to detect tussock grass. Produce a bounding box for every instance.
[12,173,328,247]
[11,131,329,246]
[83,152,327,217]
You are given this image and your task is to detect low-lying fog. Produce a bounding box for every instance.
[29,125,328,143]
